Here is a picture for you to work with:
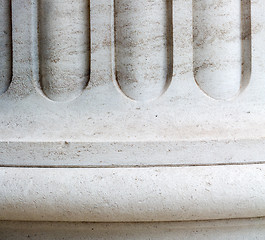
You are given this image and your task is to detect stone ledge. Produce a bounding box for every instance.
[1,164,265,222]
[1,140,265,167]
[1,218,265,240]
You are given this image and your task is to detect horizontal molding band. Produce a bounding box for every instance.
[1,218,265,239]
[1,164,265,222]
[1,139,265,167]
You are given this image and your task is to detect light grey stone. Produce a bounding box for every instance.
[0,0,265,238]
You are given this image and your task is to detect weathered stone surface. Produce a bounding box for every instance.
[0,0,265,238]
[38,0,90,101]
[1,218,265,240]
[1,164,265,222]
[0,0,12,95]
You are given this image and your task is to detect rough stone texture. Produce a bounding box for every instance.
[1,218,265,240]
[1,164,265,222]
[193,0,251,99]
[39,0,90,101]
[0,0,264,167]
[0,0,12,95]
[1,0,265,238]
[115,0,173,101]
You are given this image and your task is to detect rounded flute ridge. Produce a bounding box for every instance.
[38,0,90,102]
[114,0,173,102]
[193,0,251,100]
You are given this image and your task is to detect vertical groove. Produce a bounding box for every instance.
[38,0,90,102]
[0,0,12,95]
[114,0,173,101]
[193,0,251,100]
[240,0,251,91]
[31,0,40,92]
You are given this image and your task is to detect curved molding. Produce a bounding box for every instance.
[114,0,173,101]
[193,0,251,100]
[1,164,265,222]
[38,0,90,102]
[1,218,265,239]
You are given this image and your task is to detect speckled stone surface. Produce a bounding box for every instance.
[0,0,11,94]
[1,0,265,238]
[1,218,265,240]
[1,164,265,222]
[193,0,251,99]
[38,0,90,101]
[0,0,264,167]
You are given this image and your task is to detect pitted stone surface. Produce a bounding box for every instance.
[0,0,265,237]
